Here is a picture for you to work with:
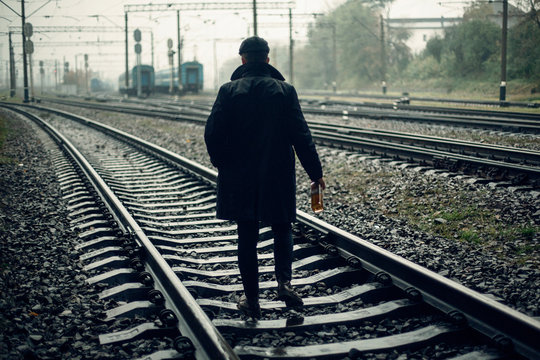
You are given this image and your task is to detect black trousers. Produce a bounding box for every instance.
[237,221,293,300]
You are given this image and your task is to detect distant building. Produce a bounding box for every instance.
[472,2,524,28]
[387,17,462,54]
[388,3,524,53]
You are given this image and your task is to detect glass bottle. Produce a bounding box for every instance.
[310,182,324,214]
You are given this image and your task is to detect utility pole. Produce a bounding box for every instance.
[84,54,89,94]
[380,15,387,95]
[29,51,34,100]
[253,0,258,36]
[167,38,175,94]
[134,29,142,97]
[21,0,29,102]
[500,0,508,102]
[55,59,58,91]
[124,12,129,90]
[9,32,16,97]
[213,39,218,91]
[177,10,182,92]
[332,24,336,93]
[151,31,154,68]
[288,8,293,84]
[39,60,44,95]
[75,54,79,94]
[24,22,34,101]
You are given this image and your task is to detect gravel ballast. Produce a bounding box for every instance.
[1,101,539,358]
[43,102,539,318]
[0,110,108,359]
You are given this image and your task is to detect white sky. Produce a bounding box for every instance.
[0,0,466,88]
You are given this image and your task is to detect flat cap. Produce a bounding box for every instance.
[238,36,270,54]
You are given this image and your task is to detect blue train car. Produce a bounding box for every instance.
[154,62,203,94]
[181,61,203,93]
[154,67,178,93]
[90,78,104,92]
[90,78,113,92]
[118,65,155,96]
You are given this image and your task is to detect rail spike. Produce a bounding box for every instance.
[173,336,195,358]
[405,287,423,302]
[159,309,178,327]
[375,271,392,285]
[447,310,467,325]
[148,289,165,305]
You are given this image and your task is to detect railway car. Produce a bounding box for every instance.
[154,67,179,94]
[118,65,155,96]
[154,61,203,94]
[90,78,110,92]
[181,61,203,93]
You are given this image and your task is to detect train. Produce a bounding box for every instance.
[90,78,113,93]
[118,65,155,96]
[119,61,203,96]
[154,61,204,94]
[181,61,204,93]
[154,67,177,93]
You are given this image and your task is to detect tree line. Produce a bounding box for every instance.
[284,0,540,94]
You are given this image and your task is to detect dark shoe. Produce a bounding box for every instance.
[237,295,261,319]
[277,281,303,307]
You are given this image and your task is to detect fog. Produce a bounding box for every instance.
[0,0,463,91]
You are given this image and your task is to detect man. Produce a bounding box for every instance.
[204,36,325,319]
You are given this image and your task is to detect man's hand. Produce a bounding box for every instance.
[312,178,326,191]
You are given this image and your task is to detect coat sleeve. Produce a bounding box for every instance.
[205,86,229,168]
[287,86,323,182]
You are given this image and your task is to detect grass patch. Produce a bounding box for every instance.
[0,116,11,164]
[439,209,470,222]
[460,230,482,244]
[386,183,538,257]
[520,227,537,240]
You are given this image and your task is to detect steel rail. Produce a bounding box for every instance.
[47,96,540,133]
[16,103,540,359]
[315,99,540,120]
[313,131,540,184]
[302,106,540,133]
[47,97,207,123]
[46,96,540,133]
[37,97,540,185]
[308,120,540,166]
[309,129,540,185]
[0,104,238,360]
[301,91,540,110]
[296,212,540,360]
[39,98,540,185]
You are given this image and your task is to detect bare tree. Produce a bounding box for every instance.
[515,0,540,28]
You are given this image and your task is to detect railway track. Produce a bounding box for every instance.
[49,96,540,133]
[35,98,540,186]
[301,91,540,110]
[1,103,538,359]
[301,103,540,134]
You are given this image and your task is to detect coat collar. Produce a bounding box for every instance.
[230,62,285,81]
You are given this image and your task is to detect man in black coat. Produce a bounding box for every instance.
[205,36,325,318]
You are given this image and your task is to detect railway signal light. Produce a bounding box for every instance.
[134,29,141,42]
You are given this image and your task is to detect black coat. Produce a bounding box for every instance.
[204,62,323,223]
